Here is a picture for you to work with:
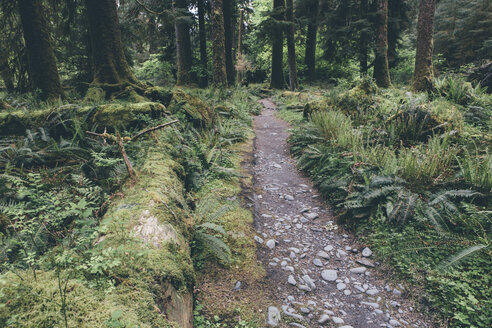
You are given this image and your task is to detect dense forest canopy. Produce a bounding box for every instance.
[0,0,491,327]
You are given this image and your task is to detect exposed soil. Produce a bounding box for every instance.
[245,98,434,328]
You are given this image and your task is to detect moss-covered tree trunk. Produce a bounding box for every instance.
[198,0,208,87]
[148,16,157,54]
[304,0,319,81]
[270,0,286,89]
[18,0,63,100]
[85,0,139,87]
[413,0,436,92]
[236,9,244,84]
[285,0,298,90]
[174,0,194,86]
[211,0,227,86]
[223,0,236,85]
[373,0,391,87]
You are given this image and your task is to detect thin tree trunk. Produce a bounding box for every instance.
[236,8,244,84]
[373,0,391,87]
[18,0,63,100]
[211,0,227,85]
[148,16,157,54]
[85,0,139,87]
[198,0,208,87]
[285,0,298,90]
[359,0,368,75]
[174,0,194,86]
[223,0,236,85]
[304,0,319,81]
[270,0,286,89]
[413,0,436,92]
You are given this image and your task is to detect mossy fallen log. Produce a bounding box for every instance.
[0,102,167,136]
[168,89,215,126]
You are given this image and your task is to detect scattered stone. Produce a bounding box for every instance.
[344,246,352,251]
[266,239,276,249]
[393,288,402,296]
[300,207,309,213]
[362,247,373,257]
[332,317,344,324]
[289,247,300,254]
[288,275,297,286]
[344,290,351,296]
[300,307,310,314]
[313,258,323,267]
[339,326,354,328]
[337,283,347,290]
[303,212,319,220]
[318,314,330,324]
[298,285,312,292]
[254,236,264,244]
[285,195,295,201]
[272,163,282,169]
[321,270,338,281]
[283,309,304,321]
[361,302,380,309]
[233,281,241,291]
[356,258,375,268]
[324,245,334,252]
[302,275,316,290]
[317,251,330,259]
[350,267,367,274]
[267,306,281,326]
[389,319,401,326]
[289,323,306,328]
[366,289,379,296]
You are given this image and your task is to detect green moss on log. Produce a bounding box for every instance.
[168,89,215,126]
[0,102,167,136]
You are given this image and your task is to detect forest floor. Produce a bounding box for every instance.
[246,98,434,328]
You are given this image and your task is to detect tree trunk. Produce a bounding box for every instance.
[359,0,368,75]
[270,0,286,89]
[236,9,244,84]
[0,46,15,93]
[85,0,139,87]
[413,0,436,92]
[211,0,227,86]
[223,0,236,85]
[148,16,157,54]
[18,0,63,100]
[304,0,319,81]
[198,0,208,87]
[373,0,391,87]
[174,0,194,86]
[285,0,298,90]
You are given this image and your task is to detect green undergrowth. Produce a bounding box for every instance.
[0,86,263,327]
[278,78,491,328]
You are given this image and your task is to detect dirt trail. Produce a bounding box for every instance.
[248,98,432,328]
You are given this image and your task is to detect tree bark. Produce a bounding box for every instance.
[304,0,319,81]
[223,0,236,85]
[413,0,436,92]
[236,9,244,84]
[270,0,286,89]
[198,0,208,87]
[174,0,194,86]
[285,0,298,90]
[85,0,139,87]
[359,0,368,75]
[148,16,157,54]
[0,45,14,93]
[211,0,227,86]
[373,0,391,87]
[18,0,63,100]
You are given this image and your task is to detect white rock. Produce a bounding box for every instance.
[313,258,323,267]
[324,245,334,252]
[318,314,330,324]
[350,267,367,274]
[362,247,373,257]
[266,239,276,249]
[321,270,338,282]
[317,251,330,259]
[254,236,264,244]
[332,317,344,324]
[267,306,281,326]
[303,212,319,220]
[288,275,297,286]
[337,283,347,290]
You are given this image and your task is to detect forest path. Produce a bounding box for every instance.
[247,98,431,328]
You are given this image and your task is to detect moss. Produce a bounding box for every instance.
[0,102,167,136]
[303,99,329,119]
[84,87,106,102]
[144,87,173,106]
[168,89,216,127]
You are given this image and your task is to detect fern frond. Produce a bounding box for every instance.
[438,244,487,271]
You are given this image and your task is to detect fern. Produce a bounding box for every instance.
[438,244,488,271]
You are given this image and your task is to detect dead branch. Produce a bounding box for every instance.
[131,119,179,141]
[116,132,137,183]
